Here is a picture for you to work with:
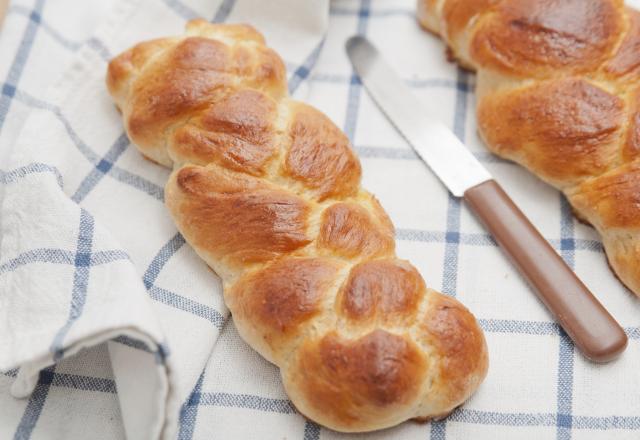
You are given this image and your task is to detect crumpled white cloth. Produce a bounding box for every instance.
[1,0,640,439]
[0,0,326,439]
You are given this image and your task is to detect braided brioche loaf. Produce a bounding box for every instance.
[107,19,488,432]
[418,0,640,296]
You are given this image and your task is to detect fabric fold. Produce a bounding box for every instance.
[0,0,328,438]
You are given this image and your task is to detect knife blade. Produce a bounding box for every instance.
[346,35,628,362]
[347,36,490,197]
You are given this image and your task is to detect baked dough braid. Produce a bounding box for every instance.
[107,19,488,432]
[418,0,640,296]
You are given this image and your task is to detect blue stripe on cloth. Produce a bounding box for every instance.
[435,72,470,399]
[13,366,55,440]
[356,146,420,160]
[478,319,640,339]
[3,368,19,377]
[107,166,164,201]
[440,68,468,299]
[396,229,496,247]
[572,416,640,430]
[156,343,171,364]
[342,0,371,141]
[3,366,115,393]
[0,0,45,133]
[479,318,640,339]
[71,132,130,203]
[343,73,362,141]
[355,145,505,164]
[308,72,474,91]
[627,327,640,340]
[356,0,372,32]
[559,197,576,268]
[396,228,602,254]
[0,162,63,188]
[48,372,117,394]
[143,233,186,289]
[330,6,413,18]
[430,422,447,440]
[8,4,81,52]
[50,209,95,361]
[86,37,112,61]
[178,370,205,440]
[197,392,297,413]
[451,409,640,430]
[0,249,71,273]
[449,409,557,427]
[550,238,602,253]
[0,248,128,275]
[432,66,470,440]
[212,0,236,22]
[89,250,130,265]
[557,196,576,440]
[478,319,560,336]
[149,286,225,328]
[303,421,321,440]
[1,81,56,111]
[162,0,198,20]
[408,77,474,92]
[288,39,326,94]
[112,335,154,353]
[112,335,169,364]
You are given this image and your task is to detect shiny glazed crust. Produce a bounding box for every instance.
[418,0,640,296]
[107,19,488,432]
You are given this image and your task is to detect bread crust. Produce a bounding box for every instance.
[107,19,488,432]
[418,0,640,297]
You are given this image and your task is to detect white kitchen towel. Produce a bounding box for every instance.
[0,0,327,439]
[1,0,640,439]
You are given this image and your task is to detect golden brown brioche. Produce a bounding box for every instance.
[107,19,488,432]
[418,0,640,296]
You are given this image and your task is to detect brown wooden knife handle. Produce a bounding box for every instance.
[464,180,627,362]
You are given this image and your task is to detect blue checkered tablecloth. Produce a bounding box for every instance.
[1,0,639,439]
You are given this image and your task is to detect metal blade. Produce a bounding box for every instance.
[346,36,491,197]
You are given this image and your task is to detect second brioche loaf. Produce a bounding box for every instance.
[418,0,640,297]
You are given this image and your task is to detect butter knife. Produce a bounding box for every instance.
[346,36,627,362]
